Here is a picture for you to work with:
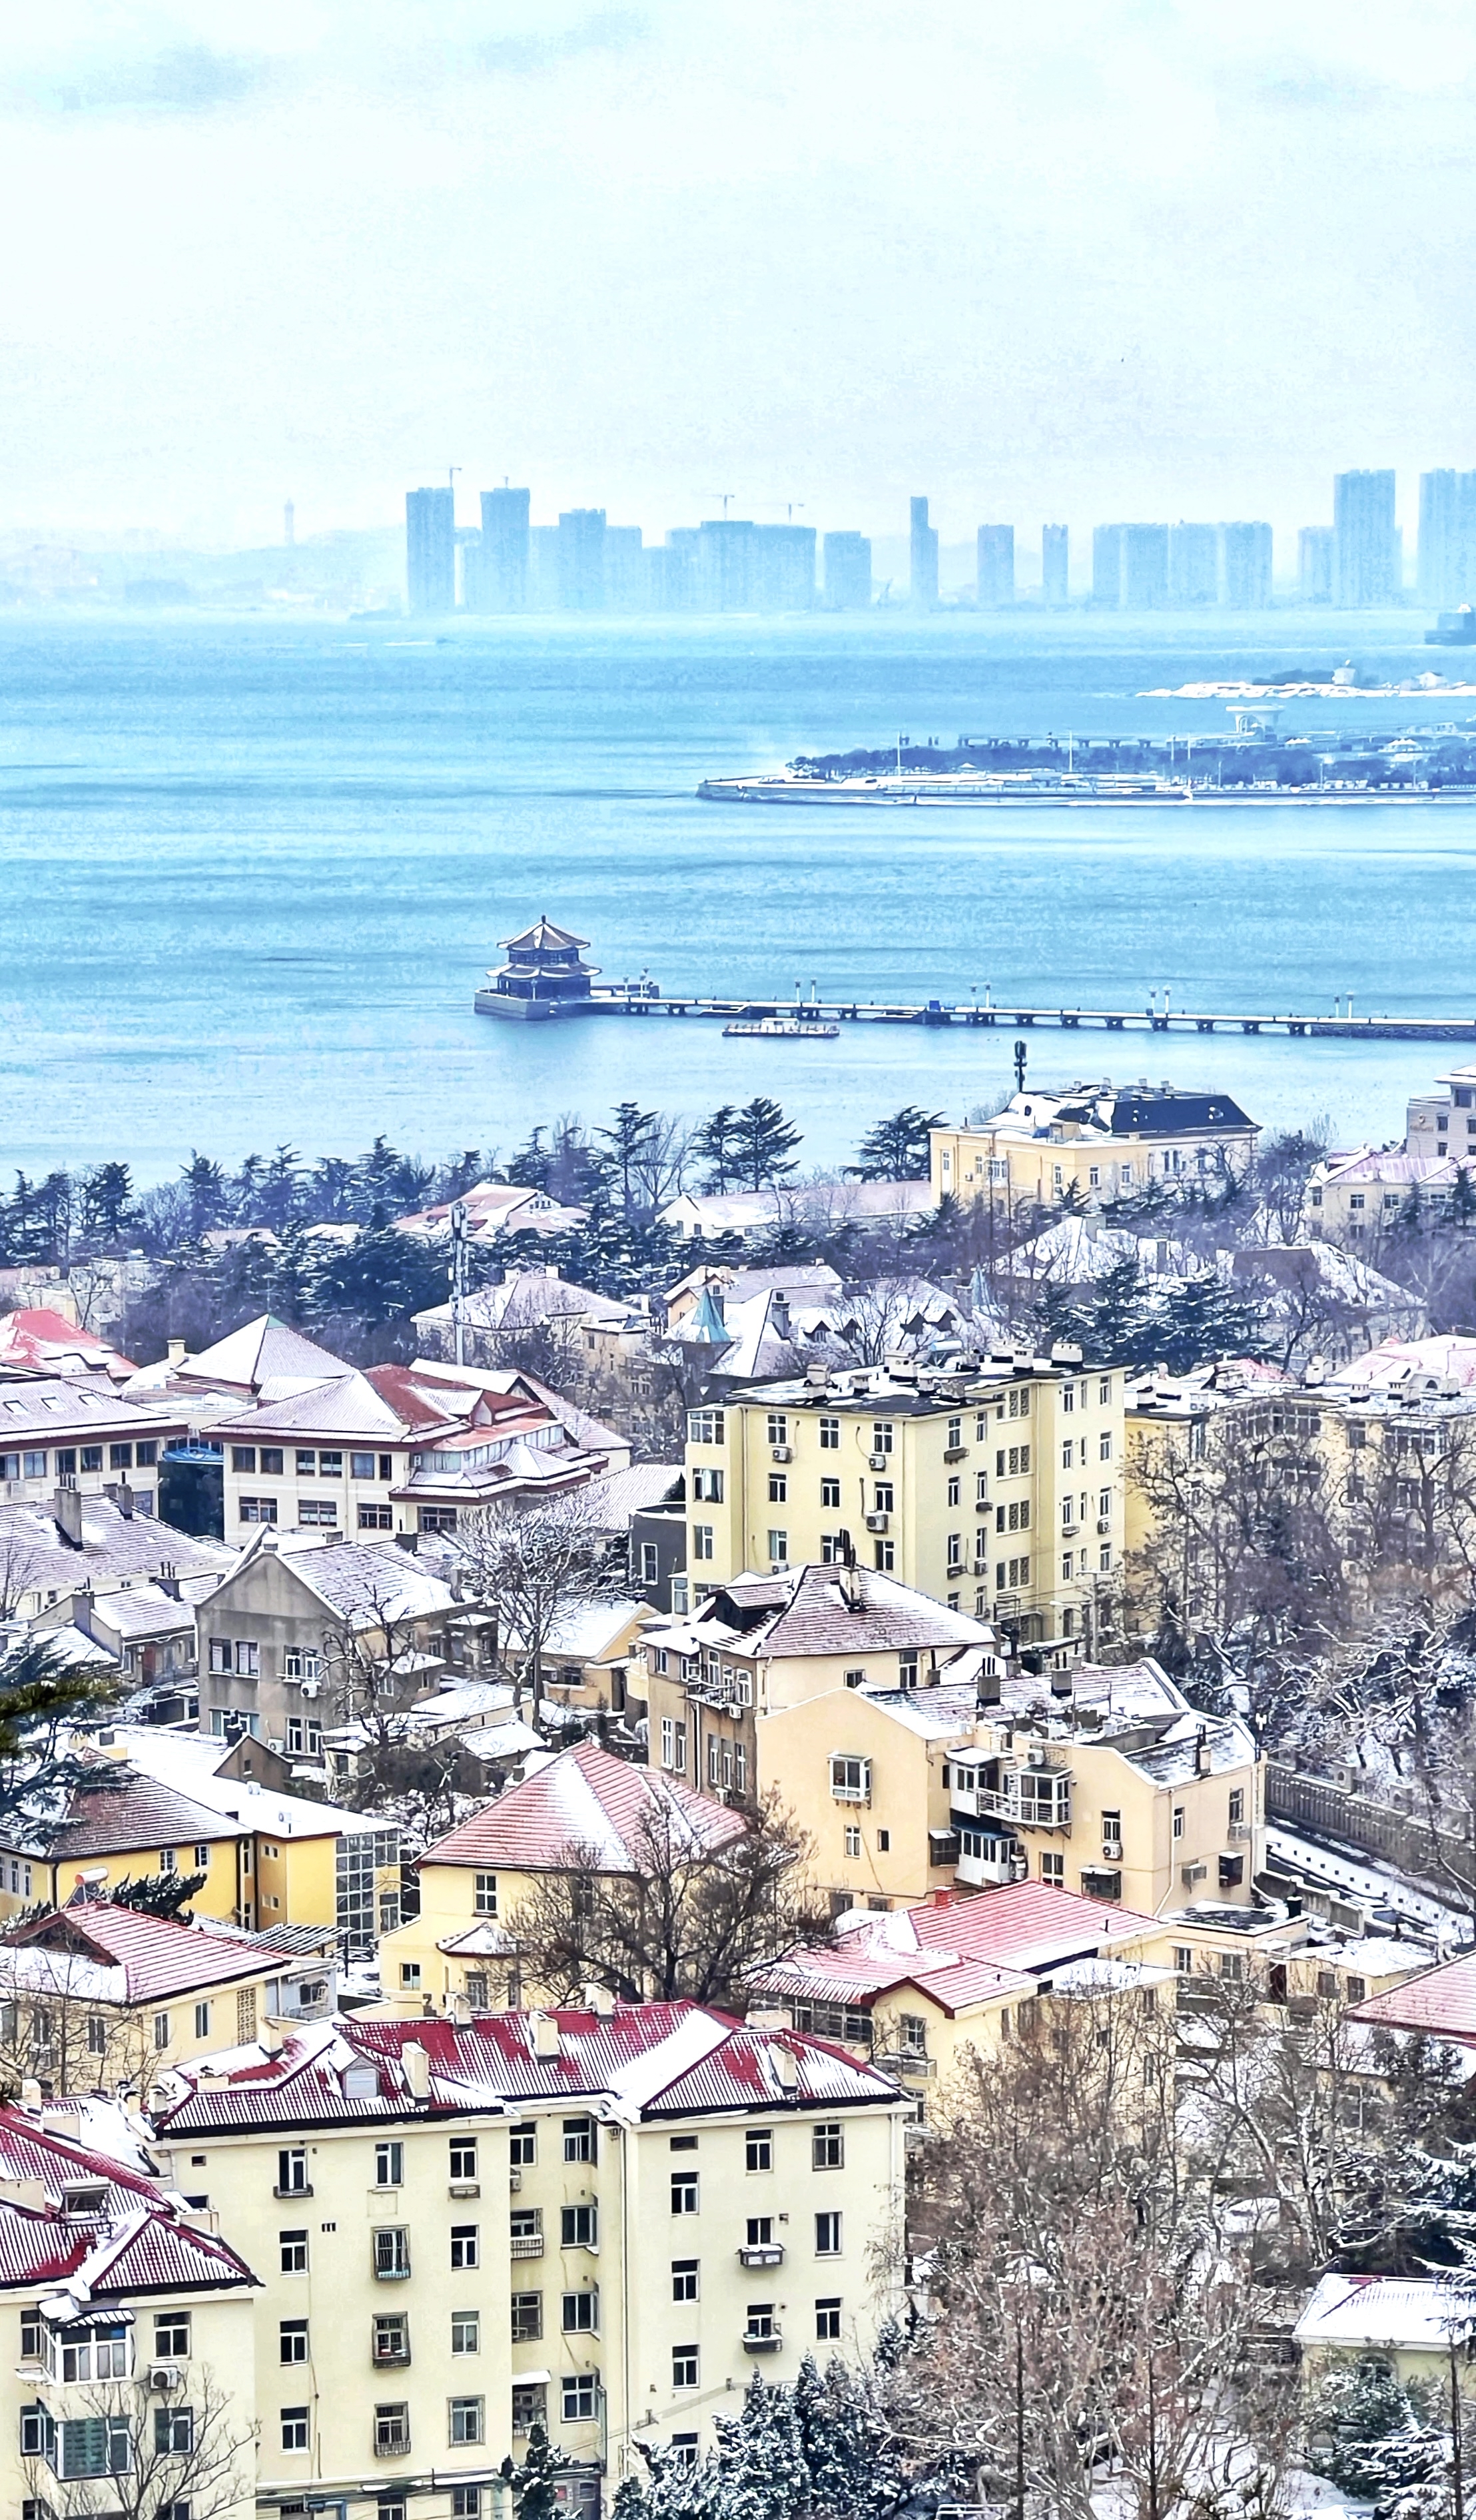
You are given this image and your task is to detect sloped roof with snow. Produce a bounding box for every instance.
[0,1495,232,1595]
[687,1563,995,1662]
[95,1728,381,1843]
[152,2002,901,2136]
[419,1739,747,1873]
[0,1309,135,1381]
[0,2104,254,2300]
[1295,2274,1476,2351]
[1347,1948,1476,2042]
[3,1902,284,2002]
[1328,1334,1476,1396]
[173,1313,352,1396]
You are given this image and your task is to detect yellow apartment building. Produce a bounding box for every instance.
[929,1080,1259,1216]
[149,2004,907,2504]
[0,2105,257,2520]
[685,1352,1127,1655]
[378,1739,747,2014]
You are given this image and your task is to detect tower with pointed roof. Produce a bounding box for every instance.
[482,917,599,1020]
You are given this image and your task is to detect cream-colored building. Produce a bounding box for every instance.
[149,2004,907,2506]
[0,2100,256,2520]
[930,1081,1259,1216]
[685,1353,1127,1653]
[378,1739,748,2014]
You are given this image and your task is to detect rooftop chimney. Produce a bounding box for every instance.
[530,2012,561,2060]
[583,1982,615,2018]
[837,1559,865,1612]
[1194,1726,1209,1776]
[402,2040,431,2100]
[53,1479,85,1547]
[774,2044,800,2093]
[167,1338,187,1368]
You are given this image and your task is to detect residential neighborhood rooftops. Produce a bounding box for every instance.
[151,2002,903,2135]
[0,1493,232,1601]
[759,1880,1162,2016]
[92,1727,385,1843]
[418,1738,747,1875]
[7,1765,248,1865]
[0,1378,185,1442]
[0,2104,255,2300]
[211,1529,455,1627]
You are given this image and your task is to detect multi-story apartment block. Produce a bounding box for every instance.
[930,1080,1259,1216]
[0,1380,186,1513]
[148,2006,907,2509]
[0,2101,256,2520]
[194,1529,456,1745]
[684,1355,1126,1651]
[212,1357,627,1545]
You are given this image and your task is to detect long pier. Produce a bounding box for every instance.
[474,985,1476,1043]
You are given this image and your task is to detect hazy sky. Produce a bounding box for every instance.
[1,0,1473,546]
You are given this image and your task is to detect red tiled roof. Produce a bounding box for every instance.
[420,1740,747,1873]
[0,2106,255,2297]
[1348,1949,1476,2042]
[5,1902,277,2002]
[153,2003,902,2135]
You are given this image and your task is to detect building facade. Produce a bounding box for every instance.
[1333,468,1399,608]
[407,488,456,614]
[930,1081,1259,1216]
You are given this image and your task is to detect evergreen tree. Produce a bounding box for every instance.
[182,1152,230,1238]
[311,1155,359,1222]
[1453,1166,1476,1230]
[690,1105,741,1193]
[849,1106,942,1182]
[258,1144,303,1234]
[1307,2361,1445,2501]
[78,1161,135,1245]
[310,1224,448,1328]
[504,1126,552,1192]
[711,2373,809,2520]
[0,1637,123,1831]
[498,2422,567,2520]
[595,1102,660,1215]
[1082,1254,1146,1363]
[1150,1272,1269,1375]
[109,1867,207,1919]
[732,1098,802,1190]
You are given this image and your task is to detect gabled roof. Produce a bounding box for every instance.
[833,1881,1158,1973]
[95,1727,384,1843]
[151,2002,901,2136]
[218,1534,453,1627]
[214,1366,410,1440]
[0,1496,232,1595]
[1347,1948,1476,2042]
[1295,2274,1476,2351]
[683,1563,995,1662]
[7,1767,246,1865]
[420,1739,747,1874]
[3,1902,282,2002]
[0,2104,254,2300]
[0,1310,135,1382]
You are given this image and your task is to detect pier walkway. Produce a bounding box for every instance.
[473,984,1476,1043]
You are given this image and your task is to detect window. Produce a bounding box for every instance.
[672,2259,699,2302]
[746,2128,773,2172]
[1099,1431,1113,1461]
[1172,1806,1185,1841]
[233,1640,259,1676]
[281,2407,310,2453]
[821,1475,841,1509]
[1218,1952,1245,1984]
[688,1408,725,1445]
[372,2140,404,2188]
[280,2230,308,2274]
[563,2116,595,2163]
[474,1870,498,1916]
[830,1755,870,1803]
[452,2310,480,2354]
[874,1539,895,1570]
[373,2313,410,2364]
[155,2313,190,2359]
[454,2493,483,2520]
[660,1717,687,1774]
[280,2319,309,2365]
[843,1825,861,1859]
[871,1421,893,1455]
[450,2225,479,2269]
[873,1479,894,1513]
[691,1466,723,1501]
[562,2374,598,2423]
[450,2137,478,2183]
[260,1447,284,1475]
[559,2202,597,2252]
[231,1446,256,1473]
[671,2170,699,2214]
[351,1451,376,1479]
[673,2344,699,2389]
[815,2211,842,2256]
[296,1450,316,1477]
[510,2123,536,2167]
[298,1498,338,1526]
[153,2012,171,2050]
[820,1415,840,1449]
[641,1541,659,1584]
[374,2403,410,2456]
[239,1495,278,1524]
[562,2290,599,2333]
[745,2305,777,2343]
[80,1446,103,1472]
[277,2148,310,2196]
[1228,1788,1245,1826]
[812,2123,844,2170]
[22,1449,45,1478]
[768,1473,787,1503]
[767,1529,788,1565]
[766,1412,789,1446]
[283,1647,320,1683]
[816,2298,843,2341]
[374,2226,411,2279]
[1039,1852,1064,1885]
[512,2384,548,2437]
[449,2397,484,2445]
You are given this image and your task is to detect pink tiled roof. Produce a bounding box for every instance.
[0,2106,255,2297]
[420,1740,747,1874]
[0,1309,135,1380]
[1348,1949,1476,2042]
[5,1902,278,2003]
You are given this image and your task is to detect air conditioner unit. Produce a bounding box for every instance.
[1102,1842,1124,1864]
[771,1445,793,1463]
[1180,1862,1208,1887]
[147,2363,183,2393]
[300,1681,320,1699]
[864,1512,889,1533]
[1096,1518,1112,1535]
[867,1452,890,1471]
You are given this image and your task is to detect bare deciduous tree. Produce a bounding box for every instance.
[25,2362,254,2520]
[509,1789,822,2006]
[455,1492,627,1717]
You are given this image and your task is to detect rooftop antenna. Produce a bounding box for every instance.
[1014,1039,1028,1094]
[450,1200,469,1368]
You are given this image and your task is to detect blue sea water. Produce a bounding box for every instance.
[0,607,1472,1183]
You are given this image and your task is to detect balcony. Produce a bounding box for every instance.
[743,2328,783,2354]
[737,2243,785,2268]
[952,1771,1072,1829]
[874,2049,935,2079]
[954,1843,1024,1889]
[943,1444,968,1463]
[511,2235,544,2260]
